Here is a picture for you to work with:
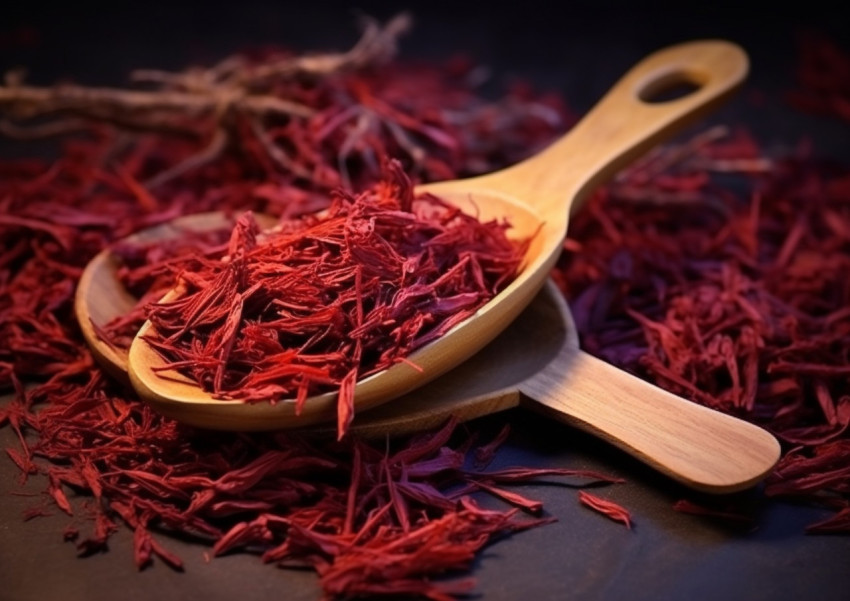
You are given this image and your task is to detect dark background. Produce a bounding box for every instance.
[2,2,849,601]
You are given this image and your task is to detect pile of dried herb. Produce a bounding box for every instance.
[0,16,590,600]
[555,35,850,531]
[1,16,848,601]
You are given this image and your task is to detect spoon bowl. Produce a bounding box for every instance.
[119,40,749,430]
[75,212,279,381]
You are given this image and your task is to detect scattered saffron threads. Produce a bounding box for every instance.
[578,490,633,529]
[0,22,578,599]
[1,21,850,601]
[671,499,758,528]
[787,32,850,123]
[806,507,850,534]
[142,161,528,436]
[472,423,512,468]
[555,37,850,530]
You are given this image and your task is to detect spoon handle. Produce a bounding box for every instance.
[519,348,780,493]
[482,40,748,215]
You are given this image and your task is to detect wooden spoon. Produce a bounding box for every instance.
[126,40,750,431]
[77,249,780,492]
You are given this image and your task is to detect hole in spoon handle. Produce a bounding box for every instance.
[489,40,749,216]
[632,39,749,107]
[638,74,702,103]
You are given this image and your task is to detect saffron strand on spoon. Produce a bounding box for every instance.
[134,163,529,436]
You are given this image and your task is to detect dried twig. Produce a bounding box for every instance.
[0,80,315,120]
[240,12,411,83]
[0,116,90,139]
[0,14,412,188]
[144,128,229,189]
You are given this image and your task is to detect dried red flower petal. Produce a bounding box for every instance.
[672,499,757,527]
[578,490,632,529]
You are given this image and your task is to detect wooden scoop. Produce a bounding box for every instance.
[76,243,780,493]
[122,41,749,430]
[346,280,780,493]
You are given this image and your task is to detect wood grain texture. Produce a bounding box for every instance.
[519,349,781,493]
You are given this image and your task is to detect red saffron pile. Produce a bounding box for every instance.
[1,19,849,601]
[141,161,526,435]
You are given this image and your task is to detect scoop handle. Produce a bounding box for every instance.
[483,40,749,216]
[519,348,780,493]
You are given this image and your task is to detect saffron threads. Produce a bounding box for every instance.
[0,20,575,599]
[578,490,633,529]
[787,33,850,123]
[101,226,241,352]
[140,161,527,436]
[555,44,850,528]
[2,18,850,601]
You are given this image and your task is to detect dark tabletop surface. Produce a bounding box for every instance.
[1,2,849,600]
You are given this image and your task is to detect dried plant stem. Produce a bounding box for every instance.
[0,84,315,121]
[0,14,412,188]
[144,128,229,189]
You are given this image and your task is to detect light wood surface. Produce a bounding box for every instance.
[517,339,781,493]
[126,40,751,432]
